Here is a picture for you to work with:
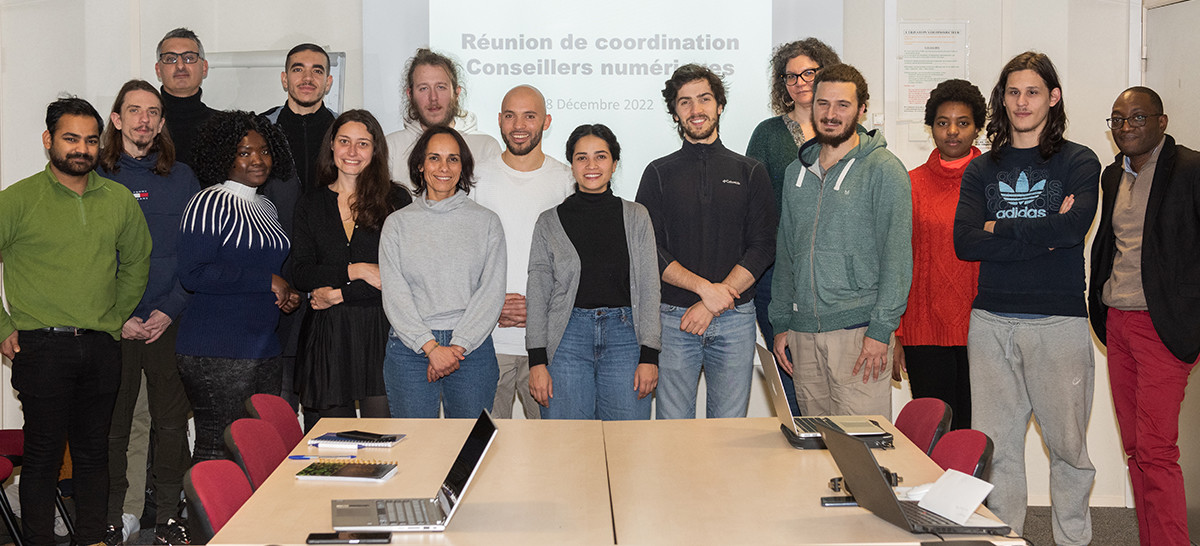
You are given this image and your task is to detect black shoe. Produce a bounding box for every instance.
[155,518,191,545]
[102,524,124,546]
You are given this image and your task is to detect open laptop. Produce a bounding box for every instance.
[816,422,1011,536]
[757,344,892,449]
[331,410,498,532]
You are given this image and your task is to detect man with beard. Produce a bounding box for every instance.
[261,43,337,196]
[769,64,911,420]
[386,48,500,193]
[0,97,151,546]
[97,80,199,546]
[635,64,775,419]
[472,85,572,419]
[154,28,215,170]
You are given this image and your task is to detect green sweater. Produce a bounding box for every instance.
[745,115,800,213]
[0,166,152,341]
[769,128,912,344]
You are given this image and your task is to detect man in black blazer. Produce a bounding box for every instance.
[1089,86,1200,546]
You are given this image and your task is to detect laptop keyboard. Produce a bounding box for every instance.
[796,417,839,434]
[378,499,431,525]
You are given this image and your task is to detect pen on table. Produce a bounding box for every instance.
[289,455,356,460]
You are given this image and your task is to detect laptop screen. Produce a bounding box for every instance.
[440,411,498,509]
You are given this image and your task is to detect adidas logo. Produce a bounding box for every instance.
[999,172,1045,206]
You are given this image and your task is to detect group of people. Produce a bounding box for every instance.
[0,24,1194,546]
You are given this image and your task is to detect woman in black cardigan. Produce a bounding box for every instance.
[292,110,410,426]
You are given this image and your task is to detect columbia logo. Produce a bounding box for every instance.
[999,172,1045,206]
[722,179,741,185]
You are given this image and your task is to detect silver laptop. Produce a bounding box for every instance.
[816,422,1011,536]
[757,344,887,438]
[331,410,498,532]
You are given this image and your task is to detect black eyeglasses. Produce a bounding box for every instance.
[1106,114,1164,129]
[158,52,202,65]
[781,69,819,85]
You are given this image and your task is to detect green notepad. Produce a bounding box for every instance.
[295,460,398,482]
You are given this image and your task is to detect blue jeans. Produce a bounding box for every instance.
[384,330,499,418]
[657,301,757,419]
[753,264,800,416]
[543,307,650,421]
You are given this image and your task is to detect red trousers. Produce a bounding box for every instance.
[1107,308,1198,546]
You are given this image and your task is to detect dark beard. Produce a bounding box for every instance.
[502,131,542,156]
[51,151,97,176]
[813,121,854,147]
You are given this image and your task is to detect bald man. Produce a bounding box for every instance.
[472,85,572,419]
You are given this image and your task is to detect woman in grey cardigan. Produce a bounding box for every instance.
[526,124,661,420]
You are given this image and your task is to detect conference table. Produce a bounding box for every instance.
[211,417,1022,545]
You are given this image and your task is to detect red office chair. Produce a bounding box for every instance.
[183,459,253,542]
[224,419,288,489]
[894,398,952,455]
[245,393,304,449]
[0,429,75,545]
[930,429,994,479]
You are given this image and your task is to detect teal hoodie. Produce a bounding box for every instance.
[768,127,912,344]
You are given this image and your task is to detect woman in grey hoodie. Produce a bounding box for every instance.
[526,124,661,420]
[379,126,506,418]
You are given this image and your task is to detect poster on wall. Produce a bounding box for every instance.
[898,21,969,122]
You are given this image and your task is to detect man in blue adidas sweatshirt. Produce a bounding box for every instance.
[953,52,1099,543]
[769,64,911,421]
[97,80,199,545]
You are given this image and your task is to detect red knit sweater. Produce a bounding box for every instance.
[897,147,981,346]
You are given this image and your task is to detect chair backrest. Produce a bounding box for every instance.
[245,393,304,448]
[930,429,994,479]
[894,397,952,455]
[225,418,289,489]
[183,459,253,541]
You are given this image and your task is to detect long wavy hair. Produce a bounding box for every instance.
[191,110,294,188]
[315,109,397,231]
[99,80,175,176]
[986,51,1067,162]
[768,38,841,115]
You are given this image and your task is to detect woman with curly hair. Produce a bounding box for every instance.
[292,110,411,427]
[526,124,661,420]
[745,37,840,414]
[176,110,301,461]
[379,126,506,418]
[893,79,987,430]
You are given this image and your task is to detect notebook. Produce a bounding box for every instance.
[756,343,892,449]
[296,460,398,482]
[308,432,404,449]
[331,410,498,532]
[816,422,1012,536]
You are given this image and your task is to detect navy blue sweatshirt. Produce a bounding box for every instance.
[953,141,1100,317]
[635,138,776,308]
[99,152,200,321]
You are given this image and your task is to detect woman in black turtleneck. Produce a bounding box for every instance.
[525,124,661,420]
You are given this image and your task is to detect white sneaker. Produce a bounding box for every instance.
[121,512,141,541]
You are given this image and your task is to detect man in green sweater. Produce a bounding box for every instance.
[769,64,912,420]
[0,97,151,545]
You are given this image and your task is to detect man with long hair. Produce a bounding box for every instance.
[953,52,1100,544]
[98,79,199,545]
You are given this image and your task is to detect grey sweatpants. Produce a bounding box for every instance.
[968,310,1095,545]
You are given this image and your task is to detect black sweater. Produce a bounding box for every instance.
[160,87,216,171]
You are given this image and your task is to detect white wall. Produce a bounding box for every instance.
[0,0,1139,508]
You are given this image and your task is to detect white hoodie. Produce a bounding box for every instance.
[385,110,502,193]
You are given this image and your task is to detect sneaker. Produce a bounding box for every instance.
[121,512,140,541]
[155,517,191,545]
[102,524,124,546]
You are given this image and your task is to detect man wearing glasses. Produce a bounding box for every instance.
[154,27,215,169]
[1089,87,1200,546]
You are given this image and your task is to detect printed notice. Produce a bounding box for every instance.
[899,22,969,121]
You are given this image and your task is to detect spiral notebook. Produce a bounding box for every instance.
[295,460,398,482]
[308,432,405,449]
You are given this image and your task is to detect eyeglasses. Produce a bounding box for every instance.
[1106,113,1164,129]
[781,69,819,85]
[158,52,202,65]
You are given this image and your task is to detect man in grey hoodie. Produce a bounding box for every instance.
[769,64,912,420]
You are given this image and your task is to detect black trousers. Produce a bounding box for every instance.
[903,345,971,430]
[176,355,281,463]
[11,329,121,546]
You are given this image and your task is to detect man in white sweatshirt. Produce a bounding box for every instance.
[386,48,500,193]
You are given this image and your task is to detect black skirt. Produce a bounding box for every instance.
[295,303,389,409]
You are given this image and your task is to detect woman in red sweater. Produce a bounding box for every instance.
[894,79,986,430]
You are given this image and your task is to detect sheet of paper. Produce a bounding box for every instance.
[917,469,993,525]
